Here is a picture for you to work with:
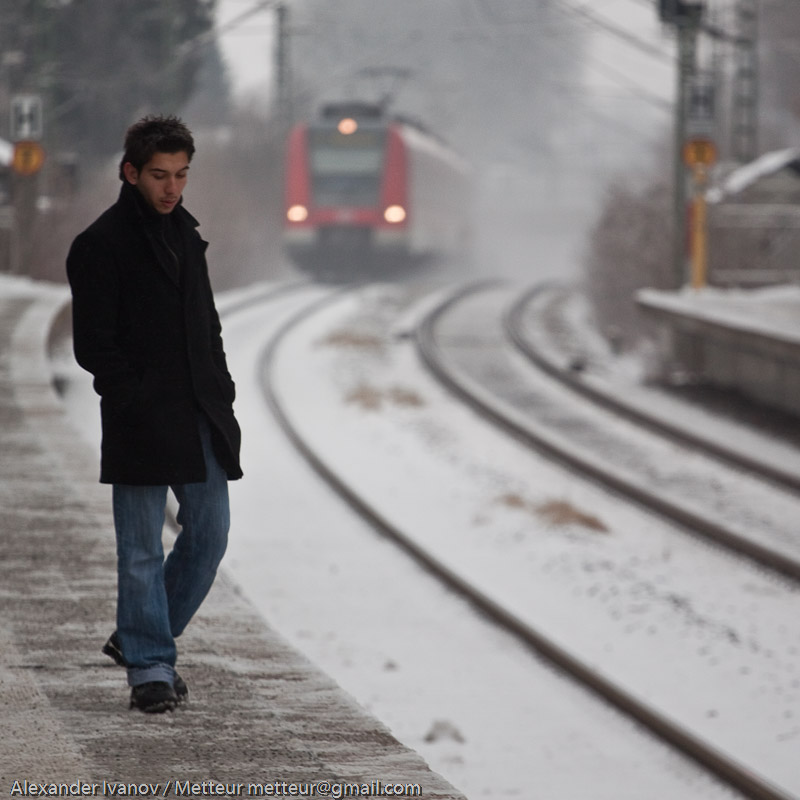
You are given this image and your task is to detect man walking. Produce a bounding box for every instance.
[66,115,243,713]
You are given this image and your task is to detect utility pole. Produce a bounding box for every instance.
[731,0,758,162]
[659,0,705,289]
[673,19,698,288]
[275,3,292,124]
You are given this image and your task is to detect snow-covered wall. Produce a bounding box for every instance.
[638,286,800,416]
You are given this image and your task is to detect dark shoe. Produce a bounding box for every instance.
[102,632,126,667]
[174,673,188,704]
[108,630,187,704]
[130,681,178,713]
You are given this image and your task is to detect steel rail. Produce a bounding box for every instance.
[505,283,800,495]
[416,281,800,584]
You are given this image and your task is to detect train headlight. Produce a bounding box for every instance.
[338,117,358,135]
[384,205,406,224]
[287,204,309,223]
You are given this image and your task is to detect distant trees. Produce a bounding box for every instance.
[0,0,216,160]
[0,1,236,281]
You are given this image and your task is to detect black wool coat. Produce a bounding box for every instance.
[66,182,243,485]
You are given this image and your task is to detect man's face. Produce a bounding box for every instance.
[124,150,190,214]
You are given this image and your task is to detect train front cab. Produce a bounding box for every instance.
[283,115,411,269]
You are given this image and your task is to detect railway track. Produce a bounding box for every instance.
[257,280,800,800]
[506,283,800,495]
[220,283,725,798]
[418,281,800,583]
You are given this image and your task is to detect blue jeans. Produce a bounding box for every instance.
[112,415,229,687]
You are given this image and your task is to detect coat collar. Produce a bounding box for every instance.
[117,181,200,230]
[117,181,203,288]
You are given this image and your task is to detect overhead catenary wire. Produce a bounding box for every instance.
[554,0,675,63]
[289,0,673,151]
[173,0,278,61]
[550,0,676,113]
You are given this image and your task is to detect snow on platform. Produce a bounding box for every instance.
[637,284,800,417]
[0,275,464,798]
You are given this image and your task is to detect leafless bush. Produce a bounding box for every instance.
[583,176,674,351]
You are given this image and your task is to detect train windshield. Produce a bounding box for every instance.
[308,127,386,207]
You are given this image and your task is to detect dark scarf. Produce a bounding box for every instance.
[122,181,186,286]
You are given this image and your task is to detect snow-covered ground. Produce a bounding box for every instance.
[263,282,800,797]
[431,284,800,568]
[40,273,788,799]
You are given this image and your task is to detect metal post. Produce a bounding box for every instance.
[732,0,758,162]
[672,20,698,289]
[690,164,709,288]
[275,3,292,123]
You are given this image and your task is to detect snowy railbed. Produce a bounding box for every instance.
[266,283,800,798]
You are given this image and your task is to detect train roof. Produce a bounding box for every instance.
[315,101,450,148]
[319,101,385,122]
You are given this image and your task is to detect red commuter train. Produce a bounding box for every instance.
[284,102,470,275]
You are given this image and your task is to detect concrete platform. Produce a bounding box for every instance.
[637,284,800,417]
[0,284,465,798]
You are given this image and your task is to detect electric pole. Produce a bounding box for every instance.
[659,0,705,288]
[731,0,758,162]
[275,3,292,124]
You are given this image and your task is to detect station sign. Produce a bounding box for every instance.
[687,74,716,138]
[12,140,46,176]
[683,137,717,167]
[10,94,43,141]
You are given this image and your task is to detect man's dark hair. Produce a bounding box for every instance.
[119,115,195,181]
